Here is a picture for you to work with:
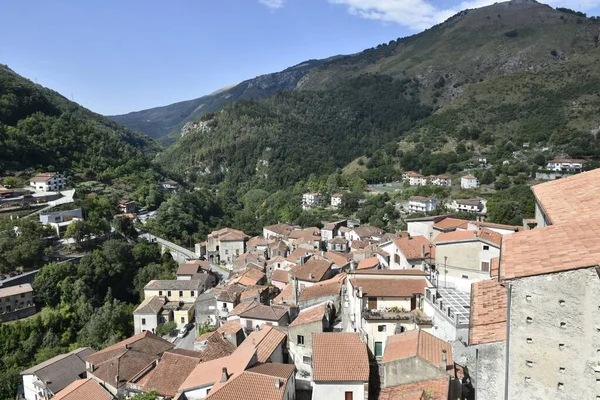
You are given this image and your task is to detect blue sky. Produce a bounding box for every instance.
[1,0,598,115]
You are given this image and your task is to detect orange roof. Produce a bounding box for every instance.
[349,278,428,298]
[500,217,600,280]
[235,268,265,286]
[462,174,477,179]
[532,168,600,225]
[298,273,346,302]
[272,284,295,305]
[229,301,261,317]
[52,379,112,400]
[379,376,450,400]
[239,304,288,322]
[236,325,287,363]
[192,332,236,362]
[434,228,501,247]
[323,251,351,267]
[217,320,243,336]
[469,280,507,345]
[270,269,289,283]
[312,333,369,382]
[133,350,202,397]
[288,227,321,240]
[30,172,58,182]
[240,285,269,301]
[490,257,500,279]
[290,258,332,282]
[209,227,249,242]
[289,303,327,327]
[348,269,428,276]
[382,330,453,372]
[357,256,380,270]
[285,248,313,262]
[394,235,434,260]
[177,260,210,275]
[433,217,469,231]
[206,363,295,400]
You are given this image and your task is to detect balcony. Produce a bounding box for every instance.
[362,308,432,324]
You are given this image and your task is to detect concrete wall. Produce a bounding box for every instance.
[239,315,287,331]
[507,267,600,400]
[182,385,212,400]
[534,201,550,228]
[134,312,159,335]
[219,240,245,264]
[423,299,467,342]
[382,357,447,388]
[435,240,499,274]
[365,320,415,357]
[289,320,323,381]
[407,221,436,239]
[174,306,194,326]
[299,294,340,310]
[453,340,506,400]
[312,382,365,400]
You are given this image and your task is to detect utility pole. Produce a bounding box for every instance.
[444,256,448,288]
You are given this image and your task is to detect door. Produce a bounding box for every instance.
[368,297,377,309]
[345,392,353,400]
[246,319,253,330]
[410,295,417,310]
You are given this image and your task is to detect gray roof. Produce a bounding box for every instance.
[21,347,94,394]
[144,279,205,291]
[134,296,166,314]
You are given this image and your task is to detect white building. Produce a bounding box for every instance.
[330,193,343,208]
[206,227,248,265]
[379,234,433,271]
[29,172,65,192]
[460,175,479,189]
[403,171,427,186]
[133,296,168,335]
[408,196,437,214]
[302,192,322,210]
[431,174,452,186]
[452,199,483,214]
[545,158,585,172]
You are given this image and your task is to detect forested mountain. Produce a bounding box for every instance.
[0,65,159,178]
[157,1,600,187]
[108,58,335,143]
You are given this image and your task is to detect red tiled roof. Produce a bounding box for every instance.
[236,325,287,363]
[133,350,202,397]
[235,268,265,287]
[206,364,294,400]
[469,280,507,345]
[289,303,327,327]
[349,278,428,298]
[30,172,58,182]
[239,304,288,322]
[348,269,428,276]
[298,274,346,302]
[379,376,450,400]
[290,258,332,282]
[382,330,453,372]
[52,379,112,400]
[434,228,501,247]
[217,320,243,336]
[357,256,380,270]
[177,260,210,275]
[271,269,289,283]
[433,217,469,231]
[193,332,236,362]
[394,235,434,261]
[312,333,369,382]
[229,301,261,317]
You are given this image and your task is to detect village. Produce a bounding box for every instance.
[7,164,600,400]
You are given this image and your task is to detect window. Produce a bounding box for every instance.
[225,249,229,255]
[142,318,146,325]
[179,291,183,297]
[191,291,195,297]
[378,325,386,332]
[462,275,469,279]
[375,342,383,358]
[303,356,311,364]
[483,245,490,250]
[394,254,400,264]
[297,335,305,345]
[481,262,490,272]
[181,317,185,323]
[20,294,25,298]
[167,291,171,297]
[222,303,227,309]
[345,391,353,400]
[159,291,163,296]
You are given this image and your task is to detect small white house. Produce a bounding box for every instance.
[432,174,452,187]
[461,175,479,189]
[546,158,585,172]
[452,199,483,214]
[331,193,343,209]
[302,192,322,210]
[408,196,437,214]
[29,172,65,192]
[403,171,427,186]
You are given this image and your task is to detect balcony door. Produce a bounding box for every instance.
[368,297,377,309]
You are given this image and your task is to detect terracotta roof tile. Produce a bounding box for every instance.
[264,223,298,237]
[352,225,383,239]
[134,296,166,314]
[290,258,332,282]
[312,333,369,382]
[469,280,507,345]
[270,269,289,283]
[382,330,453,372]
[349,278,428,297]
[52,379,112,400]
[239,304,289,322]
[236,325,287,363]
[433,217,469,231]
[229,301,261,317]
[298,274,345,302]
[379,376,450,400]
[357,256,380,270]
[246,362,295,379]
[434,228,501,247]
[349,269,428,277]
[133,350,202,397]
[272,284,295,305]
[285,248,314,263]
[289,303,327,327]
[215,284,244,302]
[240,285,269,301]
[234,269,265,287]
[206,364,294,400]
[217,320,243,336]
[394,235,434,260]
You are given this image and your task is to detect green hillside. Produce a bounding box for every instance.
[0,65,159,178]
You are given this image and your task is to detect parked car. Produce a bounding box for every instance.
[177,327,189,339]
[185,322,195,332]
[8,272,16,277]
[0,275,6,281]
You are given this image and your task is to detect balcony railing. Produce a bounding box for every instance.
[424,288,469,328]
[362,308,432,325]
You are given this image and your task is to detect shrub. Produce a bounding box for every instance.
[156,321,176,336]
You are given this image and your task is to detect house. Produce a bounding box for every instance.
[133,296,168,335]
[408,196,437,214]
[379,330,456,399]
[30,172,65,192]
[215,285,245,320]
[403,171,427,186]
[297,273,346,309]
[327,236,349,253]
[270,269,289,290]
[331,193,343,208]
[161,179,179,192]
[545,158,585,172]
[302,192,322,210]
[290,258,333,289]
[177,260,211,280]
[215,320,245,347]
[52,378,113,400]
[193,332,236,360]
[268,240,290,259]
[287,227,322,250]
[346,270,431,357]
[356,256,380,270]
[452,199,483,214]
[433,228,501,290]
[21,347,95,400]
[0,283,35,322]
[321,220,348,242]
[423,286,471,342]
[118,199,136,214]
[125,349,203,398]
[39,209,84,237]
[466,220,522,235]
[322,251,351,271]
[206,228,249,265]
[85,332,174,397]
[432,174,452,187]
[143,279,213,326]
[345,225,383,243]
[202,362,296,400]
[379,234,434,271]
[288,303,332,389]
[263,223,298,240]
[236,325,288,363]
[246,236,269,252]
[231,268,266,287]
[239,285,270,304]
[238,303,290,331]
[311,333,370,400]
[460,175,479,189]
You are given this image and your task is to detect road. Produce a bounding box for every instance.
[174,323,199,350]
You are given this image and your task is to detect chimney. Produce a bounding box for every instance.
[221,367,229,383]
[124,344,131,350]
[441,349,447,370]
[309,273,314,280]
[275,378,282,389]
[421,244,425,258]
[358,286,363,298]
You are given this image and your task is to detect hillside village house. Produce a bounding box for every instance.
[346,270,431,357]
[433,229,501,290]
[380,234,434,271]
[238,303,290,331]
[0,283,35,322]
[545,158,585,172]
[53,378,113,400]
[460,175,479,189]
[263,223,298,240]
[290,258,334,289]
[327,236,349,253]
[408,196,437,214]
[39,208,84,237]
[118,199,136,214]
[320,220,348,242]
[133,296,168,334]
[206,227,249,265]
[331,193,343,208]
[176,260,211,280]
[21,347,94,400]
[451,199,483,214]
[311,333,370,400]
[345,225,383,243]
[403,171,427,186]
[432,174,452,186]
[29,172,65,192]
[302,192,322,210]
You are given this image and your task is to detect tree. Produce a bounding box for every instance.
[494,175,511,190]
[65,220,91,247]
[113,217,138,238]
[33,262,76,307]
[77,291,133,349]
[130,391,159,400]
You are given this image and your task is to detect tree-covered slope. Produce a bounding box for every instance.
[0,65,159,176]
[109,58,334,143]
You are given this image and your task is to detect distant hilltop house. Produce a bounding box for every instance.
[302,192,322,210]
[330,193,343,208]
[451,199,484,214]
[39,208,84,237]
[0,284,35,322]
[432,174,452,187]
[545,158,585,173]
[118,199,136,214]
[403,172,451,187]
[408,196,437,214]
[460,174,480,189]
[29,172,65,192]
[207,227,249,265]
[161,179,179,192]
